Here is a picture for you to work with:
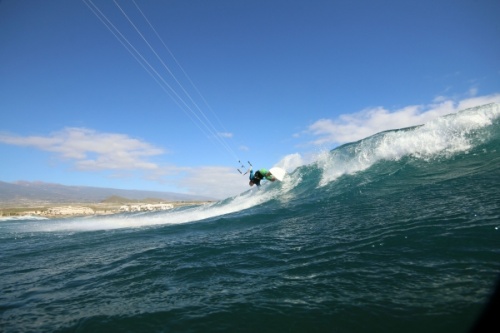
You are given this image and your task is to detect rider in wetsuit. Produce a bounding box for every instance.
[249,168,276,187]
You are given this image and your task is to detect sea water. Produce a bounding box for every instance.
[1,103,499,332]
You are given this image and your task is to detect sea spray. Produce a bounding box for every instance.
[317,102,500,186]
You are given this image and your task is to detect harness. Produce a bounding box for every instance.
[254,170,264,180]
[251,170,264,186]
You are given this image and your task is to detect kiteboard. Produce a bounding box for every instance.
[269,167,286,181]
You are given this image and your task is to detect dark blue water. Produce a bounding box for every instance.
[1,103,499,332]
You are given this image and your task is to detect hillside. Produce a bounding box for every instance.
[0,181,215,207]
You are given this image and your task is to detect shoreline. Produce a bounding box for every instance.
[0,201,213,219]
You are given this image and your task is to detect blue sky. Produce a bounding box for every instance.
[1,0,499,199]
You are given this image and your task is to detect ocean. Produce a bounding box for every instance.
[1,103,499,333]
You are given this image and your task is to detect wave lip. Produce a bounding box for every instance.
[317,102,500,186]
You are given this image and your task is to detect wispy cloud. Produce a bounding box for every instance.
[176,166,248,199]
[299,93,500,146]
[217,132,233,138]
[0,127,248,199]
[0,127,165,171]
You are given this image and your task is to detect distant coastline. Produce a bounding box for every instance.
[0,199,212,219]
[0,181,216,219]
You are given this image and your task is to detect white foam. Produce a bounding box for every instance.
[318,103,500,186]
[17,182,288,233]
[0,215,49,222]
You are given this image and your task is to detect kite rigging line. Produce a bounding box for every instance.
[81,0,241,164]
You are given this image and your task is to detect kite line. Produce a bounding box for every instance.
[81,0,241,164]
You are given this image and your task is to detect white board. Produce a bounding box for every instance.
[269,167,286,181]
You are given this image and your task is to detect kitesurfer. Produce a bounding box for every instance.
[249,168,276,187]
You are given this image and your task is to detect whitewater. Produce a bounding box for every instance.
[1,103,499,332]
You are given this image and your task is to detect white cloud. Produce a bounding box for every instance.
[0,127,250,199]
[0,127,165,171]
[177,165,249,199]
[217,132,233,138]
[301,93,500,146]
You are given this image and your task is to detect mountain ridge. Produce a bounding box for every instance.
[0,180,215,206]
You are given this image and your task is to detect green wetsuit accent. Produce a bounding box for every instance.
[258,169,274,180]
